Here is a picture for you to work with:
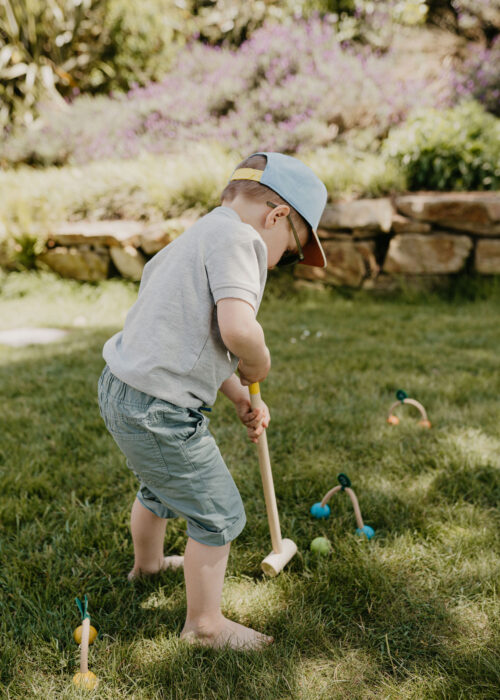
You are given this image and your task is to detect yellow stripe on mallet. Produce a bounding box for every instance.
[249,382,297,576]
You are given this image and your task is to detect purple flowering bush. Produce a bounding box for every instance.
[2,18,441,167]
[452,37,500,116]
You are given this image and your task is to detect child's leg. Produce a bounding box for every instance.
[128,498,184,579]
[180,537,273,650]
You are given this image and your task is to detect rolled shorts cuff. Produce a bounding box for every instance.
[136,488,177,520]
[137,486,247,546]
[187,510,247,547]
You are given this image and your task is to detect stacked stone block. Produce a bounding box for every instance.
[34,193,500,287]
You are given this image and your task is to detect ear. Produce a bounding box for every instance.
[264,204,290,229]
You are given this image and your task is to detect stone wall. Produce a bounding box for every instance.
[297,192,500,288]
[34,192,500,287]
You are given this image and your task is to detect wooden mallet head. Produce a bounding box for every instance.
[261,538,298,577]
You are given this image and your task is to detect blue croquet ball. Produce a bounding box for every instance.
[310,537,331,554]
[310,502,331,519]
[356,525,375,540]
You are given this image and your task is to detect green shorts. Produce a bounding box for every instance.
[97,365,246,546]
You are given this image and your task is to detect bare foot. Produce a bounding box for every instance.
[128,555,184,580]
[180,617,273,650]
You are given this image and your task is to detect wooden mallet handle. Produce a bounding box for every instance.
[249,382,283,554]
[80,617,90,674]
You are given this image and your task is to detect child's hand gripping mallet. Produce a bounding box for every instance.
[249,382,297,576]
[73,596,98,690]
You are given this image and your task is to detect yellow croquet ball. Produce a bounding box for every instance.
[73,670,98,690]
[387,414,400,425]
[73,625,98,644]
[418,419,432,429]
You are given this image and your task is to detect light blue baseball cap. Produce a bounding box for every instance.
[229,152,328,268]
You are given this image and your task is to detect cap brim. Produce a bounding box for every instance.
[299,228,327,268]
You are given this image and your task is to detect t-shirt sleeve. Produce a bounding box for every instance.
[205,229,267,311]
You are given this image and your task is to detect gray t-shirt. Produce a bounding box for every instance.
[103,206,268,407]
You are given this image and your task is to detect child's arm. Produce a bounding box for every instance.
[219,373,270,444]
[219,372,250,405]
[217,298,271,385]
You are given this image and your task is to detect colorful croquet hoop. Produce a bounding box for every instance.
[312,473,374,539]
[387,390,431,428]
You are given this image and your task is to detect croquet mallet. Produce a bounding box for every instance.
[73,595,98,690]
[249,382,297,576]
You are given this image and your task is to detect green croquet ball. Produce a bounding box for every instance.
[310,537,331,554]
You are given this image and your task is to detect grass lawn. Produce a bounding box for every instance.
[0,271,499,699]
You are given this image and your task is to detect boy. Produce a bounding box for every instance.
[98,152,327,649]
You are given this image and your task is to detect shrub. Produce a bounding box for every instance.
[452,36,500,116]
[383,100,500,191]
[181,0,280,46]
[0,143,235,267]
[302,0,428,42]
[164,1,429,49]
[0,0,186,129]
[1,0,419,131]
[0,141,403,267]
[426,0,500,41]
[303,144,406,198]
[1,18,437,167]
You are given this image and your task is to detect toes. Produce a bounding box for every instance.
[251,633,274,649]
[180,631,199,645]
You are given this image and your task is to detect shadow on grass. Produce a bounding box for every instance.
[55,547,498,698]
[1,330,499,698]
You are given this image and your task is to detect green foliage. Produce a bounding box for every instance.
[0,0,446,133]
[302,0,500,44]
[100,0,188,90]
[304,144,406,198]
[0,0,185,128]
[0,142,404,267]
[1,15,438,169]
[383,101,500,191]
[6,233,42,269]
[0,142,233,267]
[2,0,497,135]
[0,192,50,269]
[1,0,102,127]
[297,0,428,46]
[180,0,382,48]
[182,0,280,46]
[426,0,500,41]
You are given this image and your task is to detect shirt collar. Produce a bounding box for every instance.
[212,206,242,222]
